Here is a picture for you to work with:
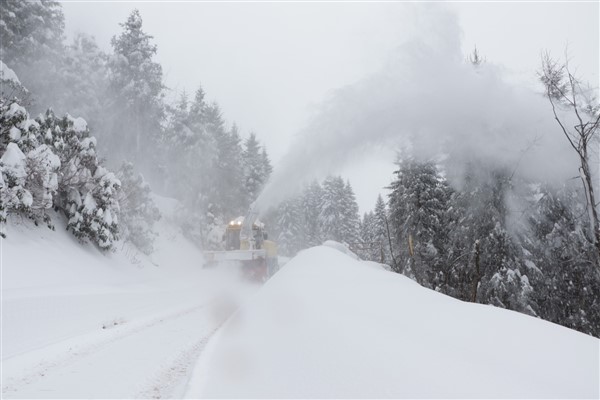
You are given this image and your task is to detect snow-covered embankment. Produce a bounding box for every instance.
[188,244,599,398]
[1,196,257,398]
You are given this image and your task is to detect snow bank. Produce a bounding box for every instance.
[322,239,359,259]
[188,245,599,398]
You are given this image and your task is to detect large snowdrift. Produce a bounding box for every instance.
[188,245,599,398]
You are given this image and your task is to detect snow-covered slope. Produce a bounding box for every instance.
[1,196,257,398]
[188,245,600,398]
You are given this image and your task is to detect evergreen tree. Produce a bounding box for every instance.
[373,194,391,264]
[444,165,533,311]
[320,176,347,242]
[342,180,361,245]
[277,197,302,256]
[221,122,246,217]
[388,157,451,288]
[528,184,600,336]
[185,88,219,240]
[189,87,208,126]
[242,132,265,203]
[320,176,360,245]
[1,0,65,114]
[161,89,217,247]
[106,9,165,171]
[0,77,122,250]
[54,33,109,123]
[0,90,59,231]
[0,0,64,67]
[117,162,160,254]
[37,110,121,250]
[261,147,273,181]
[359,211,377,260]
[300,180,324,248]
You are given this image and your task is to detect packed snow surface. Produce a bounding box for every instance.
[189,244,599,398]
[1,196,257,398]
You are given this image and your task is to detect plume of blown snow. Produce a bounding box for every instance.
[254,5,579,214]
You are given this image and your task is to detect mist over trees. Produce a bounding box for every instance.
[0,3,273,251]
[539,53,600,259]
[349,153,599,337]
[269,176,361,257]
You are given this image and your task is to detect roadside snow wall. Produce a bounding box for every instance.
[188,245,599,398]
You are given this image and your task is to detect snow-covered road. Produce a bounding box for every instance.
[1,207,257,399]
[4,303,210,398]
[2,283,255,399]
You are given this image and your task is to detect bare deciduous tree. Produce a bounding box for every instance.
[539,52,600,260]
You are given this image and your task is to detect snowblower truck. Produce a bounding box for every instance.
[203,207,278,281]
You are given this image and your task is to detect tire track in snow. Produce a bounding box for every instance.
[2,301,213,396]
[134,324,222,399]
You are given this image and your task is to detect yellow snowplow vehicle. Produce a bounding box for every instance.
[203,208,278,281]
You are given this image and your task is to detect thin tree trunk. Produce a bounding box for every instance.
[471,240,481,303]
[384,215,400,273]
[580,152,600,255]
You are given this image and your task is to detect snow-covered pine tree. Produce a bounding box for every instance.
[37,110,121,249]
[1,142,32,231]
[0,92,59,231]
[58,33,109,128]
[162,91,192,196]
[188,87,208,127]
[528,184,600,336]
[319,176,360,246]
[242,132,266,203]
[0,0,65,114]
[1,97,39,152]
[1,142,60,232]
[224,123,247,217]
[185,88,220,245]
[342,180,361,246]
[373,194,392,265]
[320,176,346,243]
[202,105,246,222]
[162,90,214,246]
[0,0,64,68]
[359,211,377,260]
[444,163,533,312]
[276,197,302,256]
[0,68,122,250]
[480,220,534,314]
[117,162,160,254]
[300,180,324,248]
[261,147,273,182]
[387,157,451,289]
[0,61,28,101]
[106,9,165,172]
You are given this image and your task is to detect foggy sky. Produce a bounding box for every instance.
[61,1,599,212]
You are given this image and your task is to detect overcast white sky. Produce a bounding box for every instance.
[62,1,599,212]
